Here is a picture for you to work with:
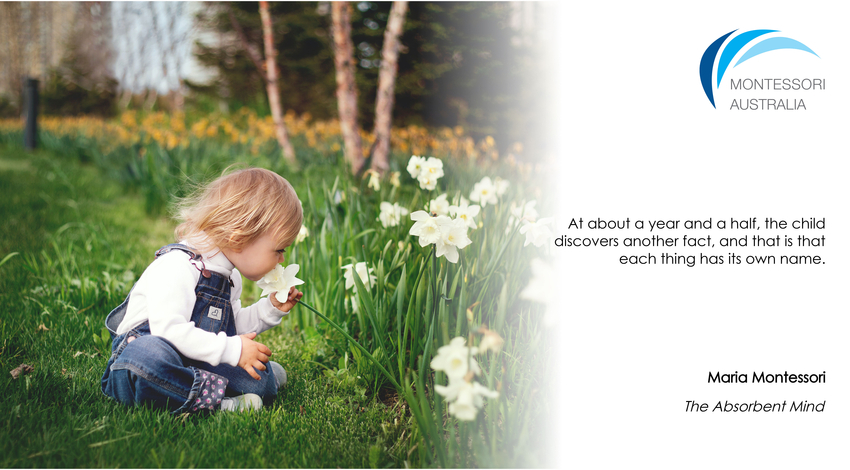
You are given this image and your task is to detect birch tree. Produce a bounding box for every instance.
[112,2,191,110]
[370,1,407,173]
[259,1,296,164]
[331,2,364,174]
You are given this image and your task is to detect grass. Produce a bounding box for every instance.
[0,144,413,468]
[0,118,555,467]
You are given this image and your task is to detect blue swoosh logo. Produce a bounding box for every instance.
[700,30,819,108]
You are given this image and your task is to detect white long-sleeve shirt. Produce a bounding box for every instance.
[116,242,287,367]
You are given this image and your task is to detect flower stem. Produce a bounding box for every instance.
[422,244,438,372]
[296,300,402,391]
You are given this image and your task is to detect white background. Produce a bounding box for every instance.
[553,1,850,468]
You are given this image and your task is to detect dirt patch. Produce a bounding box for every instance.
[378,386,400,408]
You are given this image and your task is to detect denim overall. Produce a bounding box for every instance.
[101,244,277,413]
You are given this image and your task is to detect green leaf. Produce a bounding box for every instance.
[0,251,19,269]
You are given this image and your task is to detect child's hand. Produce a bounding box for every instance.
[238,332,272,380]
[270,286,304,312]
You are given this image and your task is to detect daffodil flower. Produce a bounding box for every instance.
[295,224,309,244]
[430,336,480,382]
[410,156,444,190]
[428,193,450,216]
[435,218,472,263]
[257,264,305,303]
[390,171,401,188]
[378,201,409,228]
[432,336,499,421]
[469,177,498,207]
[437,380,500,421]
[477,326,504,354]
[519,217,554,247]
[420,157,444,180]
[410,211,472,263]
[417,174,439,191]
[506,200,539,233]
[409,211,445,246]
[493,177,510,196]
[364,169,381,191]
[341,262,377,292]
[449,197,481,230]
[407,155,426,179]
[510,200,539,224]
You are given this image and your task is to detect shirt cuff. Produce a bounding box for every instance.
[261,296,289,321]
[222,335,243,367]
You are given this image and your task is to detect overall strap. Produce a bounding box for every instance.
[105,244,202,335]
[155,243,214,279]
[155,243,201,260]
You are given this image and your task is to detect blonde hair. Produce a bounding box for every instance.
[175,167,303,254]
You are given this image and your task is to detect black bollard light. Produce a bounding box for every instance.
[24,77,39,150]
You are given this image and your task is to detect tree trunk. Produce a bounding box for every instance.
[331,2,364,174]
[165,2,187,111]
[39,3,50,85]
[370,1,408,173]
[148,2,170,104]
[227,7,264,75]
[259,1,296,165]
[7,3,23,110]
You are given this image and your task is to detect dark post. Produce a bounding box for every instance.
[24,77,39,150]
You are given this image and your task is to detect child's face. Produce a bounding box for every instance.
[222,232,288,282]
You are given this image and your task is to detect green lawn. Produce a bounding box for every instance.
[0,144,412,468]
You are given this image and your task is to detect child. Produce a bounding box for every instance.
[101,167,304,414]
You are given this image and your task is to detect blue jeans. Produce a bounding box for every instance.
[100,244,278,413]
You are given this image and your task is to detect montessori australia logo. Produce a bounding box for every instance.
[699,29,822,110]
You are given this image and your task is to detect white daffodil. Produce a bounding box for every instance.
[390,171,401,188]
[421,157,444,179]
[435,379,499,421]
[410,212,473,262]
[365,169,381,191]
[341,262,377,292]
[414,157,444,190]
[409,211,444,246]
[450,381,500,421]
[477,326,504,354]
[494,177,510,196]
[407,155,426,179]
[506,200,539,233]
[378,201,409,228]
[519,217,554,247]
[430,336,480,382]
[417,174,438,191]
[435,218,472,263]
[448,198,481,230]
[520,258,556,325]
[510,200,539,223]
[469,177,498,207]
[257,264,305,303]
[434,380,463,402]
[295,224,309,244]
[428,193,450,216]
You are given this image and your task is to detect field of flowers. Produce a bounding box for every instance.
[0,113,555,467]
